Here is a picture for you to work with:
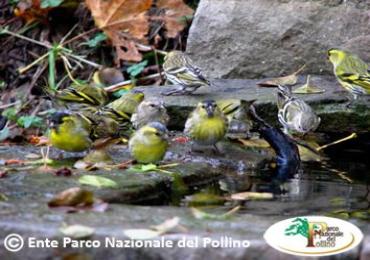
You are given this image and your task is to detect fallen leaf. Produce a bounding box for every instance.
[60,224,95,239]
[29,135,49,145]
[191,206,240,220]
[123,229,161,240]
[258,65,306,87]
[293,75,325,94]
[230,192,273,201]
[5,159,24,165]
[55,167,73,177]
[78,175,118,188]
[151,217,180,233]
[156,0,194,38]
[85,0,152,62]
[237,138,270,148]
[25,153,42,159]
[48,187,94,207]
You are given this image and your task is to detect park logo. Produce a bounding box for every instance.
[264,216,363,256]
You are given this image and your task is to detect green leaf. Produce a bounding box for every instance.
[17,116,43,129]
[127,60,148,77]
[112,89,129,98]
[41,0,63,8]
[0,128,9,141]
[78,175,118,188]
[2,108,18,121]
[82,33,107,48]
[128,163,158,173]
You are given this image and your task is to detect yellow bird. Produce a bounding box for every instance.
[184,100,227,148]
[129,122,169,164]
[328,48,370,102]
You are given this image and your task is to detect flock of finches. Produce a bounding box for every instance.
[47,48,370,164]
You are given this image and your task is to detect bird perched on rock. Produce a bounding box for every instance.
[129,122,169,164]
[99,90,145,125]
[217,99,255,139]
[49,111,120,153]
[184,100,227,150]
[162,51,210,96]
[49,83,109,108]
[49,111,93,152]
[328,48,370,104]
[277,85,320,135]
[131,99,170,129]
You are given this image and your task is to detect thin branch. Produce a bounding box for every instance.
[104,72,164,92]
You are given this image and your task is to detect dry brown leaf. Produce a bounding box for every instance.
[156,0,194,38]
[258,65,306,87]
[85,0,152,62]
[48,187,94,207]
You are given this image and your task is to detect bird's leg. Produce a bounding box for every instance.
[212,143,223,155]
[345,94,355,109]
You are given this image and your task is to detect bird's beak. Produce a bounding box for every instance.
[206,107,214,117]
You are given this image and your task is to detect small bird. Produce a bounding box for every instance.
[99,90,145,125]
[162,51,210,96]
[217,99,255,138]
[184,100,227,149]
[277,85,320,135]
[131,99,170,129]
[51,83,109,108]
[328,48,370,102]
[49,111,93,152]
[92,67,125,87]
[129,122,169,164]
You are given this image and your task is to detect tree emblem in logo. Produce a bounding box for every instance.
[285,217,325,247]
[285,217,309,238]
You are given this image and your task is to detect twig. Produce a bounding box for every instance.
[18,52,49,74]
[1,28,52,48]
[317,133,357,151]
[62,27,99,46]
[104,72,164,92]
[0,101,20,109]
[61,55,83,86]
[64,52,101,68]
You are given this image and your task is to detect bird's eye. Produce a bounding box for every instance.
[201,105,206,109]
[154,132,161,136]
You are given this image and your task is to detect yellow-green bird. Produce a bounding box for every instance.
[328,48,370,101]
[128,122,169,164]
[162,51,210,96]
[277,85,320,135]
[131,99,170,129]
[217,99,255,138]
[49,111,120,152]
[99,90,145,124]
[49,111,93,152]
[52,83,109,107]
[184,100,227,148]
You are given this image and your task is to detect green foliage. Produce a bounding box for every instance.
[83,33,107,48]
[41,0,64,8]
[2,108,18,121]
[112,89,129,98]
[127,60,148,78]
[285,217,309,238]
[128,163,158,173]
[17,116,43,129]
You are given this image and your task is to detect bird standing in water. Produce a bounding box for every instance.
[184,100,227,151]
[277,85,320,136]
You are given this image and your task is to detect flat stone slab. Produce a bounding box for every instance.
[138,75,370,133]
[1,144,370,259]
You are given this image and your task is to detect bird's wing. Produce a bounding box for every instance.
[338,73,370,93]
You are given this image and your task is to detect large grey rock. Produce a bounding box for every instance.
[187,0,370,79]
